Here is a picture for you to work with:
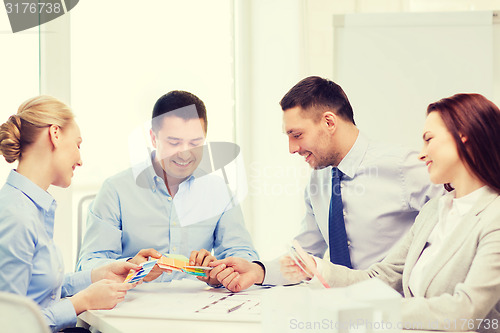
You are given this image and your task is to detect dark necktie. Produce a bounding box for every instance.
[329,167,352,268]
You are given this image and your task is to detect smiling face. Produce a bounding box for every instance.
[151,115,205,184]
[283,106,339,169]
[52,120,82,188]
[420,112,463,185]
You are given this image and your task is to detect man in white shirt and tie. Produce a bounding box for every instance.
[209,76,443,292]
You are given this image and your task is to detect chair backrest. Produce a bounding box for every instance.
[76,194,97,268]
[0,291,51,333]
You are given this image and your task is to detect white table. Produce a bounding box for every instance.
[79,280,262,333]
[77,280,476,333]
[79,311,260,333]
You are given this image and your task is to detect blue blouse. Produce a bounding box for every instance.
[0,170,91,332]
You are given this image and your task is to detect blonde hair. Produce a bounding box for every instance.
[0,95,74,163]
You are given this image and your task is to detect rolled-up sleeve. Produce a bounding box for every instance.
[213,203,259,261]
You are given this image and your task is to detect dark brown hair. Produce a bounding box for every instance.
[280,76,355,124]
[427,93,500,193]
[151,91,207,133]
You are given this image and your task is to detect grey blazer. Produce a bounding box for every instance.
[322,187,500,333]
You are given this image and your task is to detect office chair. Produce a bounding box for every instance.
[0,291,51,333]
[75,194,97,269]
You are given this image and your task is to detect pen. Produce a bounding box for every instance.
[227,302,245,313]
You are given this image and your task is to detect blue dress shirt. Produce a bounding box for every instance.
[263,133,444,285]
[76,153,258,281]
[0,170,92,332]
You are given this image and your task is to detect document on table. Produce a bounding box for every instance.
[94,279,265,322]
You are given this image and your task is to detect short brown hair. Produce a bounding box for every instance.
[280,76,355,124]
[151,91,207,133]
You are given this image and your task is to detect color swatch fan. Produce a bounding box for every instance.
[158,254,211,276]
[124,259,159,283]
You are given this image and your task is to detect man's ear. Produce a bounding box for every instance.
[150,129,157,148]
[48,125,61,148]
[323,111,337,134]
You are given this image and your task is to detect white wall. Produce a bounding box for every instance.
[0,10,39,184]
[304,0,500,75]
[304,0,500,103]
[236,0,310,260]
[333,11,495,151]
[39,13,74,271]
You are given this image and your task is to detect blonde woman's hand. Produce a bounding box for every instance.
[70,279,137,314]
[128,248,166,282]
[91,261,141,283]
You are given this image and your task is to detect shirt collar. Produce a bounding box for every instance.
[438,185,491,217]
[453,186,490,216]
[336,132,369,179]
[133,151,196,193]
[6,170,55,212]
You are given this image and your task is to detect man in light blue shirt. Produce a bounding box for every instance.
[77,91,258,285]
[209,76,443,291]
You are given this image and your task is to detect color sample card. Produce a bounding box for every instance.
[157,254,210,277]
[157,254,189,272]
[124,259,159,283]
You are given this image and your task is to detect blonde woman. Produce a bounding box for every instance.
[281,93,500,333]
[0,96,139,332]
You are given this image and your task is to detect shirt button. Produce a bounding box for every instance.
[340,183,345,188]
[172,221,177,226]
[51,295,56,300]
[347,241,351,246]
[167,197,172,201]
[343,210,346,217]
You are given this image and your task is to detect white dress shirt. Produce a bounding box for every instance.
[263,132,443,285]
[408,186,488,296]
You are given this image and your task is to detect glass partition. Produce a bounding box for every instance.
[0,10,40,184]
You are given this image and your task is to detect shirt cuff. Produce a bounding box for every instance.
[252,261,266,285]
[44,298,77,332]
[261,258,283,285]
